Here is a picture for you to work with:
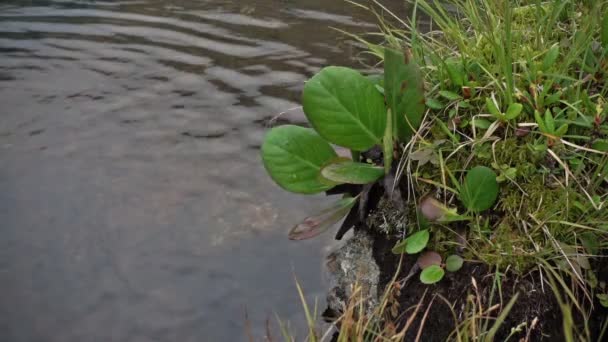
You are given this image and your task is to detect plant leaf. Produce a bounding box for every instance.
[419,196,445,221]
[288,197,358,240]
[384,48,425,142]
[321,161,384,185]
[460,166,499,212]
[383,109,393,174]
[420,265,445,284]
[426,98,444,110]
[439,90,461,101]
[473,118,492,129]
[262,125,338,194]
[303,66,386,151]
[542,44,560,71]
[544,109,555,133]
[392,229,430,254]
[505,103,523,120]
[445,59,465,87]
[555,123,569,137]
[534,110,548,133]
[485,97,502,119]
[445,255,464,272]
[417,251,442,269]
[592,140,608,152]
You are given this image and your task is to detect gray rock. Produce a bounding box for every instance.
[324,230,380,318]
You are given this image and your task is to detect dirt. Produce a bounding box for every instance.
[370,225,608,341]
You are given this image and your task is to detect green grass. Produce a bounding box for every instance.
[354,0,608,284]
[276,0,608,340]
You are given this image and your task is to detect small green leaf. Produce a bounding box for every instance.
[445,60,465,87]
[262,125,338,194]
[426,98,444,110]
[445,255,464,272]
[303,66,386,151]
[535,110,548,133]
[384,48,425,142]
[420,265,445,284]
[439,90,461,101]
[472,118,492,129]
[555,123,569,137]
[460,166,499,212]
[592,140,608,152]
[392,229,430,254]
[544,109,555,133]
[288,197,357,240]
[542,44,560,71]
[485,97,502,119]
[321,161,384,184]
[505,103,523,120]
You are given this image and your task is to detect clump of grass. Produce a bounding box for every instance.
[276,271,529,341]
[332,0,608,338]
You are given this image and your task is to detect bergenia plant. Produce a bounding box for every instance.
[261,48,425,240]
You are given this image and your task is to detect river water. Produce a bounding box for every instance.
[0,1,405,340]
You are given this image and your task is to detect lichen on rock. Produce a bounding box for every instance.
[323,230,380,319]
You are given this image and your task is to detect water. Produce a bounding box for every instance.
[0,1,405,340]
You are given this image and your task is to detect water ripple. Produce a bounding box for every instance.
[0,0,404,340]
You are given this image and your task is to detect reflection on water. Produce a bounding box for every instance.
[0,0,406,340]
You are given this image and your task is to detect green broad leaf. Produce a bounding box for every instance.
[321,161,384,185]
[602,11,608,48]
[261,125,338,194]
[542,44,560,71]
[472,118,492,129]
[392,229,430,254]
[426,98,444,110]
[460,166,499,212]
[439,90,461,101]
[384,48,425,142]
[303,66,386,151]
[485,97,502,119]
[288,197,357,240]
[592,140,608,152]
[383,109,393,174]
[505,103,523,120]
[420,265,445,284]
[445,255,464,272]
[445,60,465,87]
